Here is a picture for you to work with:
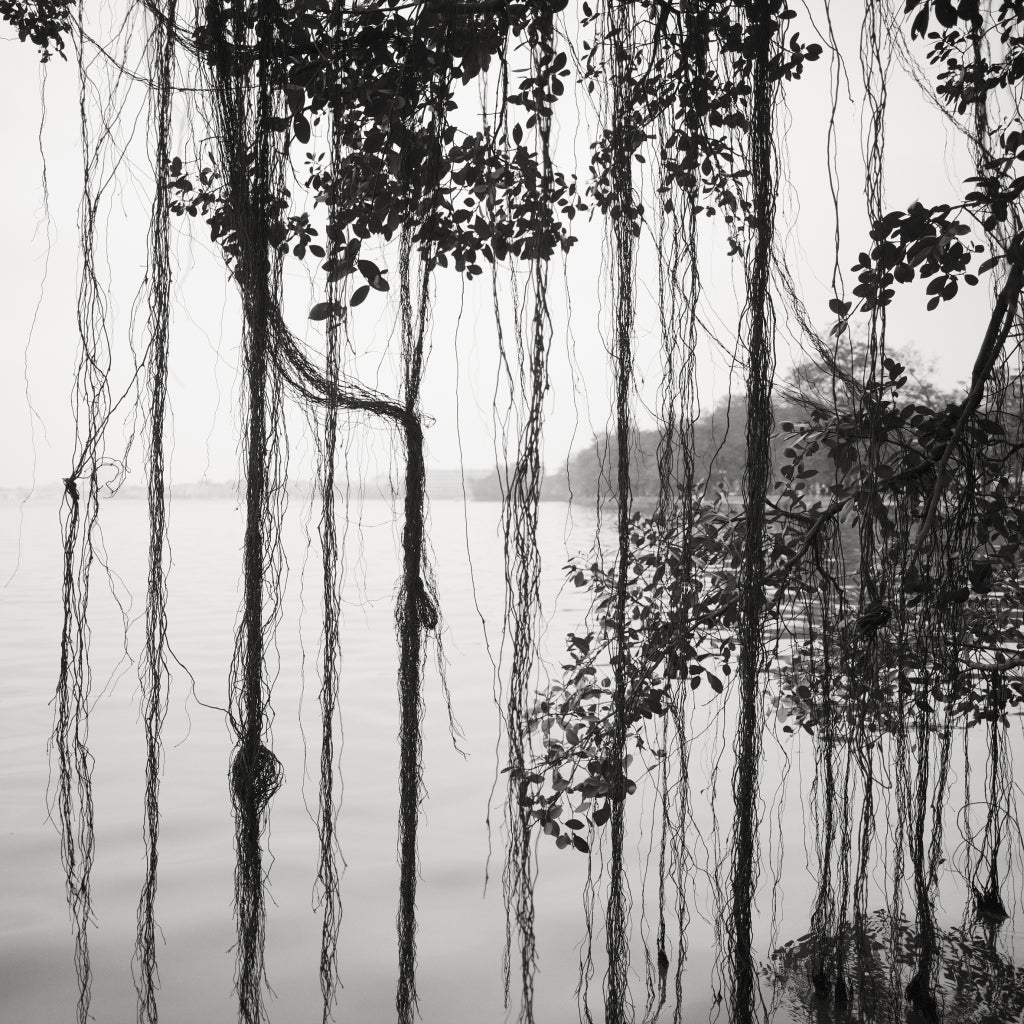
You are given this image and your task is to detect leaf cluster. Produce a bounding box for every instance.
[0,0,73,59]
[526,358,1024,849]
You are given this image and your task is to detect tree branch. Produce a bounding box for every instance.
[910,260,1024,562]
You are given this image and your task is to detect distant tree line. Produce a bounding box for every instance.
[541,339,964,501]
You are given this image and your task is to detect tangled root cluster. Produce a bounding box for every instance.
[230,743,284,812]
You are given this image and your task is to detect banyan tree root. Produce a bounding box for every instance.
[905,970,939,1024]
[230,743,285,812]
[973,881,1010,922]
[729,6,779,1021]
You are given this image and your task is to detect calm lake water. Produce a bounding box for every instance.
[1,496,1022,1022]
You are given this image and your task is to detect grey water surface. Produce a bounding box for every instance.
[1,497,1021,1023]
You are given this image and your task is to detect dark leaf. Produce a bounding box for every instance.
[933,0,958,27]
[309,301,341,321]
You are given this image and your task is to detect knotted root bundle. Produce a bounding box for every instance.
[230,743,284,813]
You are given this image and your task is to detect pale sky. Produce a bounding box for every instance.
[0,6,993,491]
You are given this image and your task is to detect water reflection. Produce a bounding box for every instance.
[11,498,1024,1022]
[767,909,1024,1024]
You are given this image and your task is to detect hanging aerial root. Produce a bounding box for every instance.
[499,4,559,1021]
[51,4,131,1011]
[53,476,97,1024]
[394,230,433,1024]
[728,5,779,1023]
[314,109,345,1024]
[602,0,638,1016]
[201,1,291,1015]
[134,1,178,1020]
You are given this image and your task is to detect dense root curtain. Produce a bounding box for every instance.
[5,1,1022,1023]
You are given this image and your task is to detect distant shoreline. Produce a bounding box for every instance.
[0,474,676,505]
[0,472,497,504]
